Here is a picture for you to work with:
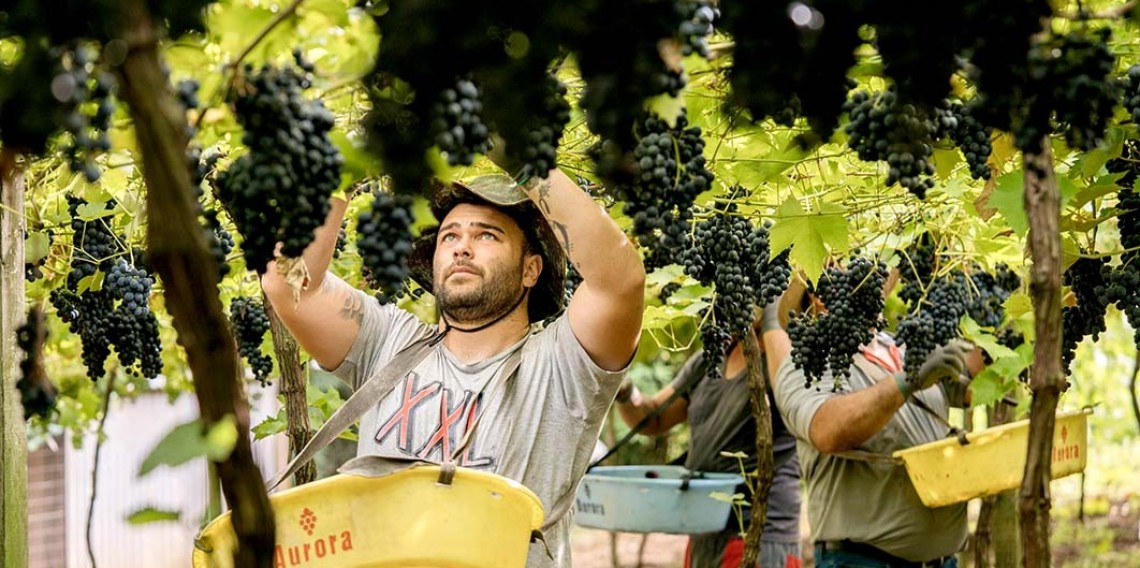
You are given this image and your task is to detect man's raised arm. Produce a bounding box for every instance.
[261,197,364,370]
[521,170,645,371]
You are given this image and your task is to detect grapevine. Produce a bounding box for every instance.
[216,50,343,274]
[357,183,416,301]
[230,296,274,385]
[788,257,888,390]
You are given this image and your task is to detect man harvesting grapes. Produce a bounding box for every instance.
[261,166,644,567]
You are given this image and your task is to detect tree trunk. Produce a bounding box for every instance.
[262,293,315,486]
[740,328,774,567]
[976,401,1020,568]
[1,149,28,568]
[1019,139,1063,568]
[110,2,275,565]
[994,489,1022,568]
[974,495,996,567]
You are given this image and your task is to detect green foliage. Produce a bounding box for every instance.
[251,380,356,443]
[4,3,1140,525]
[769,197,849,284]
[126,506,181,525]
[138,416,238,476]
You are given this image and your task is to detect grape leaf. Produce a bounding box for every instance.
[24,232,50,263]
[139,416,237,477]
[987,171,1028,236]
[769,197,848,284]
[126,507,181,525]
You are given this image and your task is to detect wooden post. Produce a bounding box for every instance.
[1,149,28,568]
[740,328,774,566]
[1019,139,1064,567]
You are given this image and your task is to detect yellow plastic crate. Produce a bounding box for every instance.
[193,464,543,568]
[892,408,1091,508]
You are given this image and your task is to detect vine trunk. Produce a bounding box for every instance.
[112,1,276,565]
[1019,140,1064,568]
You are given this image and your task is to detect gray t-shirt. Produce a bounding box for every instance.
[772,333,968,562]
[670,351,801,545]
[330,293,626,567]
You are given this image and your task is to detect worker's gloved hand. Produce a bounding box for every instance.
[760,298,783,333]
[895,339,973,398]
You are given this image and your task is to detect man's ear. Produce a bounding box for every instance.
[523,253,543,287]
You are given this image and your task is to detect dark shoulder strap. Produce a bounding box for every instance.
[266,334,440,490]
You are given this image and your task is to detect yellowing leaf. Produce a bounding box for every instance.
[648,95,686,128]
[932,146,960,180]
[1003,293,1033,320]
[769,197,848,284]
[24,232,50,263]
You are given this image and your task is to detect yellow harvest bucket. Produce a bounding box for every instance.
[893,408,1092,508]
[192,465,544,568]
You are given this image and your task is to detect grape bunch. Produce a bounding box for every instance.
[680,203,792,377]
[54,46,116,183]
[934,100,993,181]
[895,271,970,381]
[16,306,56,420]
[230,296,274,385]
[787,257,888,390]
[515,74,571,181]
[1061,256,1112,369]
[334,219,348,259]
[966,263,1021,329]
[49,197,163,380]
[105,259,154,318]
[657,281,682,304]
[676,0,719,58]
[66,195,121,282]
[186,142,233,282]
[897,233,937,306]
[843,88,937,199]
[1015,28,1119,152]
[1122,64,1140,125]
[430,77,490,167]
[357,184,415,301]
[215,50,344,274]
[610,111,712,270]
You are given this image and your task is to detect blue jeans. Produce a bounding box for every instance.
[814,547,958,568]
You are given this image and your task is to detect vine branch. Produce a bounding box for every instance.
[193,0,306,132]
[86,374,116,568]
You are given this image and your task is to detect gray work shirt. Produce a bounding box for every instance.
[772,333,967,562]
[330,293,625,567]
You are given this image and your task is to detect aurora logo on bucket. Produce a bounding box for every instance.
[1052,425,1080,464]
[300,508,317,535]
[274,508,356,567]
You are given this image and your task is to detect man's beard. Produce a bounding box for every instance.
[435,259,527,325]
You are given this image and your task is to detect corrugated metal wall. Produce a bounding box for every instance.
[28,437,66,568]
[42,383,285,568]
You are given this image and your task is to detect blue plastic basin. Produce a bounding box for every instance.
[573,465,744,535]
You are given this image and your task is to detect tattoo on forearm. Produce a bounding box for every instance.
[526,179,553,216]
[552,219,572,253]
[339,291,364,324]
